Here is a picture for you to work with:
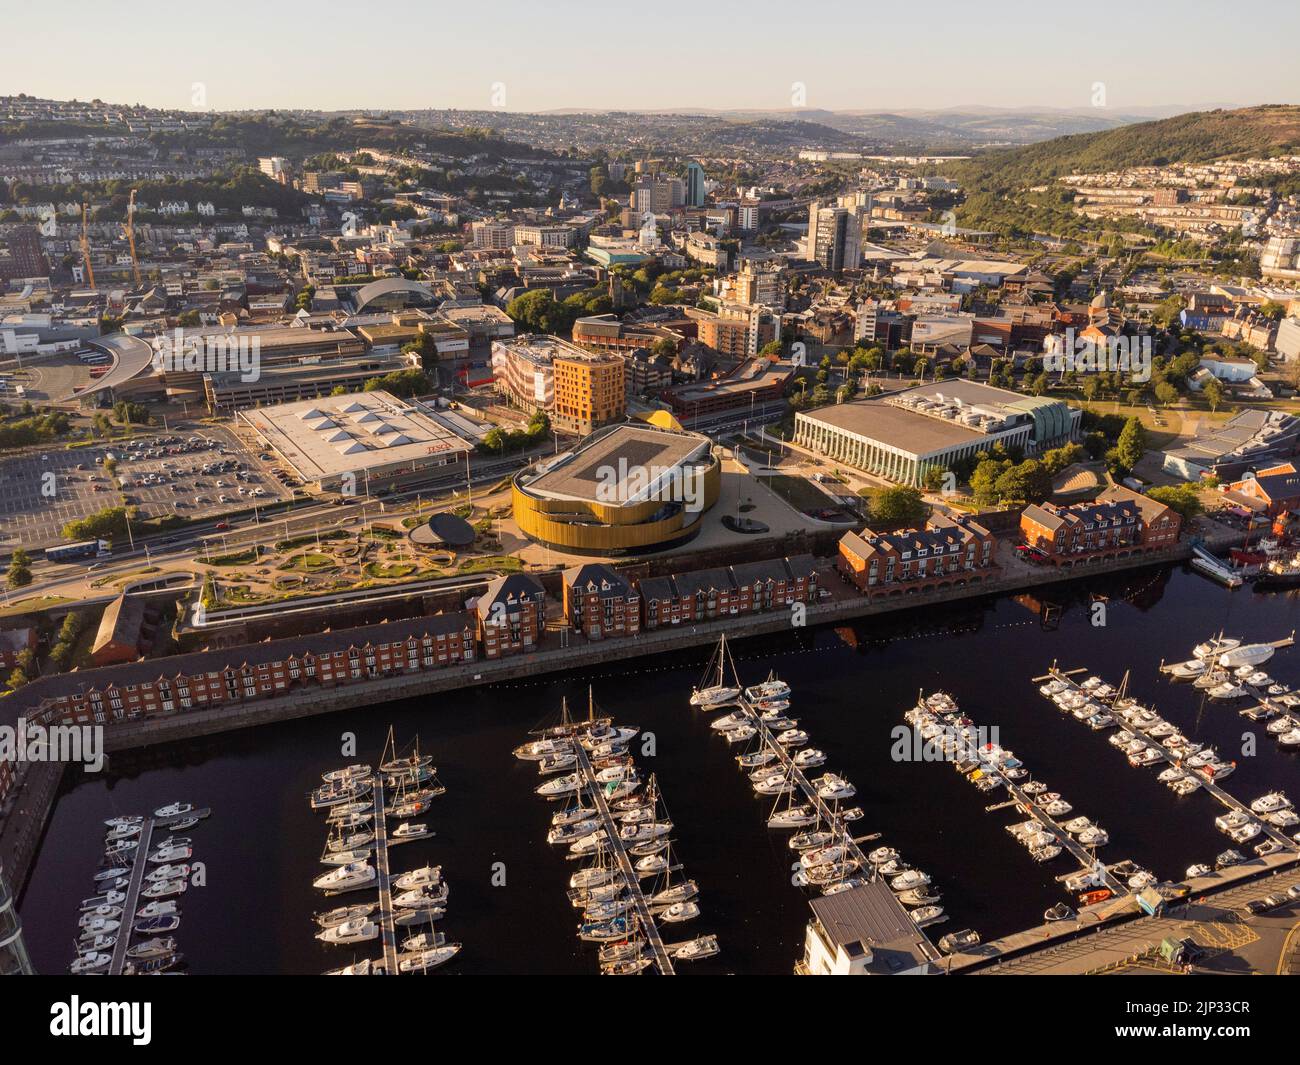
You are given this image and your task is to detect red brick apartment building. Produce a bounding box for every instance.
[837,518,996,599]
[1019,485,1179,565]
[6,613,477,732]
[473,573,547,658]
[638,556,819,629]
[563,564,640,640]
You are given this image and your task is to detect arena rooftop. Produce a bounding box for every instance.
[238,390,474,491]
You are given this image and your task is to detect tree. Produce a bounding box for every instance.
[6,547,32,589]
[1154,381,1179,407]
[1202,377,1225,412]
[1115,416,1147,472]
[870,485,928,526]
[1146,483,1204,523]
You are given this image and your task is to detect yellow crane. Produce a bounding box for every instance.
[124,189,141,288]
[79,202,96,290]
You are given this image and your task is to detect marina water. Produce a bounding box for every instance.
[19,562,1300,974]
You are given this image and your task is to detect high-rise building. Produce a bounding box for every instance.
[685,161,706,208]
[631,175,684,214]
[0,861,34,975]
[258,156,290,183]
[806,203,862,274]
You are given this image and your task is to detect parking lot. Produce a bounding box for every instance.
[0,429,297,551]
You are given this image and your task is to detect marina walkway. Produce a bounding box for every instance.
[370,778,399,975]
[107,817,156,976]
[571,742,675,976]
[729,691,943,962]
[1048,668,1297,853]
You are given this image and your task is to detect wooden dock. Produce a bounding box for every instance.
[571,742,675,975]
[370,777,400,975]
[106,817,156,976]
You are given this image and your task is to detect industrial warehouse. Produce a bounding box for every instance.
[238,390,480,493]
[512,422,720,554]
[793,381,1080,486]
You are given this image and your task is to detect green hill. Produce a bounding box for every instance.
[946,105,1300,194]
[942,105,1300,240]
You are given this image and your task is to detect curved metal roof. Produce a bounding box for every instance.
[68,333,156,398]
[352,278,435,311]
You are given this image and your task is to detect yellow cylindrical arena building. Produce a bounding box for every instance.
[512,423,720,555]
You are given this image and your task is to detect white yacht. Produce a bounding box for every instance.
[399,944,463,973]
[776,728,808,747]
[690,684,740,708]
[153,802,194,819]
[1194,635,1241,660]
[317,918,378,945]
[393,865,442,891]
[1219,644,1276,669]
[767,806,817,829]
[659,900,701,923]
[393,883,450,909]
[313,862,376,893]
[1250,791,1292,815]
[794,748,827,768]
[890,869,931,892]
[814,774,856,801]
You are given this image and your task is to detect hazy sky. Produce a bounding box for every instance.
[4,0,1297,114]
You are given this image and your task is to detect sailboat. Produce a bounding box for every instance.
[690,634,740,707]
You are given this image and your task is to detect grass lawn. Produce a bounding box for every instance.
[760,474,837,513]
[458,555,522,575]
[1076,399,1184,449]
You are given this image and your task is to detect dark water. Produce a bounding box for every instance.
[19,562,1300,974]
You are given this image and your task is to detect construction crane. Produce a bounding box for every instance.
[124,189,140,288]
[79,202,96,290]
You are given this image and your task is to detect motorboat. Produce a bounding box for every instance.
[659,901,700,923]
[134,914,180,934]
[321,847,373,866]
[634,854,669,877]
[392,906,446,927]
[390,822,431,843]
[313,862,376,893]
[148,844,193,864]
[1208,681,1248,700]
[890,869,931,892]
[775,729,808,747]
[1215,849,1246,870]
[1185,864,1212,879]
[1250,791,1292,815]
[710,711,748,731]
[78,916,120,939]
[393,865,442,891]
[814,774,856,801]
[153,802,194,819]
[1030,844,1063,863]
[1167,658,1207,679]
[126,937,177,960]
[1077,826,1109,847]
[146,863,190,882]
[80,890,125,911]
[536,773,583,799]
[513,738,571,762]
[1128,871,1157,890]
[77,933,117,954]
[69,952,112,975]
[393,883,449,909]
[753,773,794,796]
[140,879,187,900]
[324,959,375,976]
[897,887,941,906]
[619,821,672,844]
[135,899,179,920]
[1219,643,1276,670]
[1044,903,1075,922]
[104,815,143,829]
[724,724,757,744]
[552,804,598,827]
[671,935,719,961]
[937,929,979,954]
[1194,635,1241,659]
[80,904,123,923]
[737,750,776,769]
[747,678,791,701]
[317,918,379,945]
[315,903,375,929]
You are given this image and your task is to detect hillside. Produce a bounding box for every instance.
[945,105,1300,195]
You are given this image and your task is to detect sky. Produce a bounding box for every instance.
[4,0,1298,115]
